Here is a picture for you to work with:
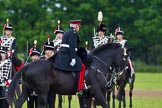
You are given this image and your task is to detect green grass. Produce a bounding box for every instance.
[134,72,162,90]
[20,72,162,108]
[131,97,162,108]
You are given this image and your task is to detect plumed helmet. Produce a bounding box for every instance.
[30,40,41,56]
[3,19,13,31]
[4,24,13,31]
[54,20,64,35]
[115,27,124,35]
[43,35,54,51]
[96,24,107,32]
[44,41,54,51]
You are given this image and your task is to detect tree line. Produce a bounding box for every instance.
[0,0,162,65]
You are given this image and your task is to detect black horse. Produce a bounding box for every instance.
[90,43,128,108]
[7,42,127,108]
[106,48,135,108]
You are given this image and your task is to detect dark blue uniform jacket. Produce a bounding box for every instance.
[55,28,82,71]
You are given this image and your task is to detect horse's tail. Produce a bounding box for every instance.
[6,65,27,104]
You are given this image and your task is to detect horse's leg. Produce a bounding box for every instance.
[37,93,48,108]
[122,89,126,108]
[83,95,92,108]
[15,92,27,108]
[16,85,21,97]
[15,85,28,108]
[129,82,134,108]
[112,88,116,108]
[78,95,92,108]
[58,95,62,108]
[106,91,111,108]
[92,99,97,108]
[93,90,109,108]
[68,95,72,108]
[116,88,121,108]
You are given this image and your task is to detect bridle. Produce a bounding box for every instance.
[89,47,128,90]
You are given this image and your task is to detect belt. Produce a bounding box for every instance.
[60,44,70,48]
[60,44,78,51]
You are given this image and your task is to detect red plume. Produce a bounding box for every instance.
[115,28,119,35]
[3,24,7,30]
[46,35,50,39]
[0,39,2,44]
[29,48,33,55]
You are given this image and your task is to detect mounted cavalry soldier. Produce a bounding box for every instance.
[92,11,109,48]
[115,27,134,83]
[0,44,12,108]
[115,27,128,48]
[0,19,23,72]
[55,20,88,95]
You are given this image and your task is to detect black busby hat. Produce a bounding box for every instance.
[4,24,13,31]
[96,24,106,32]
[115,27,124,35]
[54,20,64,35]
[0,47,7,53]
[44,41,54,51]
[44,35,54,51]
[30,40,41,56]
[3,19,13,31]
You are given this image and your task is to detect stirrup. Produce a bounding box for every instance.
[83,81,91,90]
[84,82,88,90]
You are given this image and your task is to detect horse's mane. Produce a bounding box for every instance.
[91,42,121,55]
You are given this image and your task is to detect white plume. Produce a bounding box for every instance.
[98,11,103,22]
[34,40,37,45]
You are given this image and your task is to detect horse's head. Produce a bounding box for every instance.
[91,42,127,72]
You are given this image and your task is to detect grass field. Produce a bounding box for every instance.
[19,72,162,108]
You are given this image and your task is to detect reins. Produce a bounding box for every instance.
[91,55,113,88]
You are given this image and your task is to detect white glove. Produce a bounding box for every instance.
[70,58,76,66]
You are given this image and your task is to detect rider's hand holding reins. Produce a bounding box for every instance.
[70,58,76,66]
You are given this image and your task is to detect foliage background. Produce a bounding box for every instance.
[0,0,162,69]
